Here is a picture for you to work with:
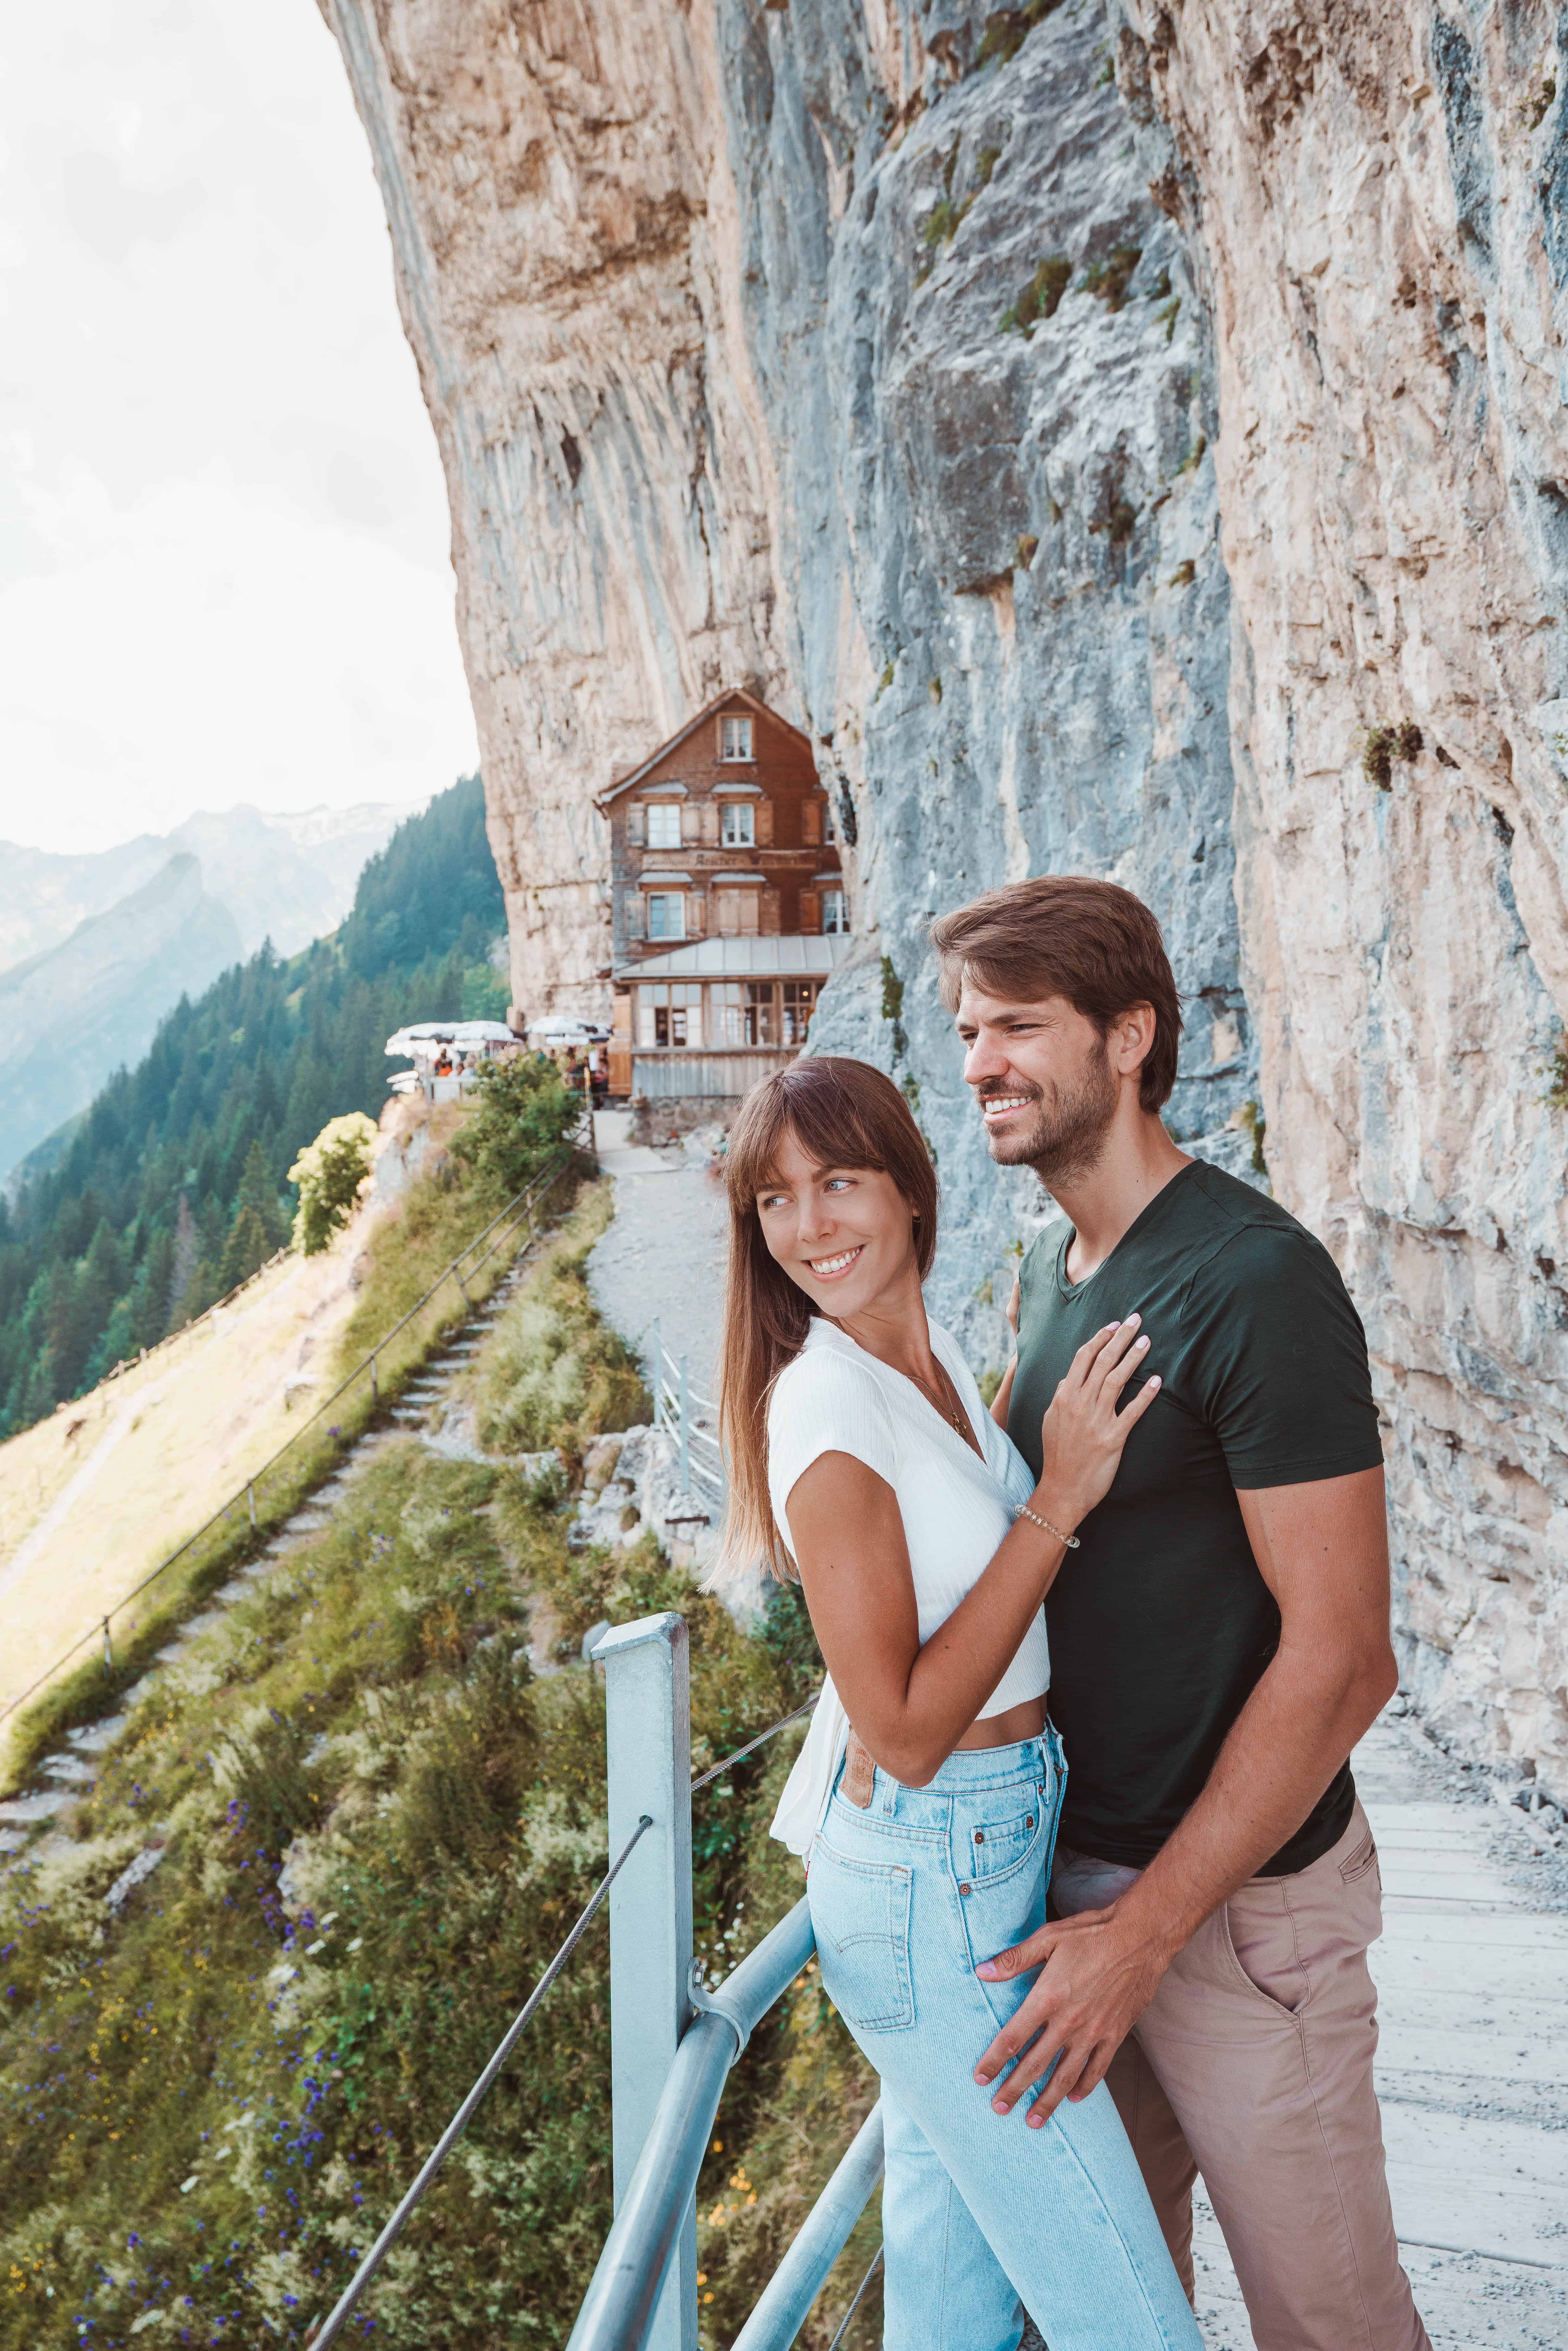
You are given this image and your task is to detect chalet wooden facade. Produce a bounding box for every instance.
[596,689,849,1103]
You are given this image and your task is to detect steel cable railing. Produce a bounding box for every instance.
[648,1321,725,1512]
[690,1695,817,1794]
[0,1134,587,1733]
[307,1811,656,2350]
[825,2246,884,2351]
[305,1689,820,2346]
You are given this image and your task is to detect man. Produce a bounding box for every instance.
[929,876,1428,2351]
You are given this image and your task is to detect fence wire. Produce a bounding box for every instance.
[307,1693,821,2343]
[306,1812,655,2351]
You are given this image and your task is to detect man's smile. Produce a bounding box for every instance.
[981,1094,1034,1123]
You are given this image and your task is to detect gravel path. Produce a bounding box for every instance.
[587,1111,729,1402]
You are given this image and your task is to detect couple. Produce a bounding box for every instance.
[715,877,1429,2351]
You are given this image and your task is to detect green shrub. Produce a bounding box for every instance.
[288,1111,380,1254]
[451,1053,581,1203]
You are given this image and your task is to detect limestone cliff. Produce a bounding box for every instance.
[1109,0,1568,1794]
[324,0,1568,1797]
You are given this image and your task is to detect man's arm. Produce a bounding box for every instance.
[990,1271,1021,1429]
[973,1465,1397,2125]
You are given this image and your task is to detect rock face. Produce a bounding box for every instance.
[322,0,1257,1344]
[1108,0,1568,1794]
[325,0,1568,1795]
[322,0,791,1006]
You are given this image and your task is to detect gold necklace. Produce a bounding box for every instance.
[913,1361,970,1440]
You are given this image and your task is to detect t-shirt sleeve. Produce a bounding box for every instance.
[766,1352,900,1542]
[1180,1224,1384,1488]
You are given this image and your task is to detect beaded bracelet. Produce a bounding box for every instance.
[1015,1504,1080,1549]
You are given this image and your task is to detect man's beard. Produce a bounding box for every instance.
[980,1041,1119,1189]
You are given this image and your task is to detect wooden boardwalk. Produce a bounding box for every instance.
[1192,1714,1568,2348]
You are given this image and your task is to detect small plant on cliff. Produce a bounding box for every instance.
[1541,1044,1568,1113]
[1521,73,1556,131]
[1361,719,1424,790]
[1081,243,1142,312]
[288,1112,380,1254]
[1235,1098,1268,1177]
[972,0,1065,71]
[999,253,1072,337]
[879,956,909,1063]
[920,141,1002,261]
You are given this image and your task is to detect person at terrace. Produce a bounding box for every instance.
[932,874,1428,2351]
[717,1055,1200,2351]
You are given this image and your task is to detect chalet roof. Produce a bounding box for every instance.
[613,935,853,983]
[594,688,813,813]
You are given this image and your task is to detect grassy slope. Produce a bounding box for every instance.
[0,1181,876,2348]
[4,1125,577,1789]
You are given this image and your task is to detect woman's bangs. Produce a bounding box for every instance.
[728,1078,886,1208]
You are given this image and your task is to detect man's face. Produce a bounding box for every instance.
[955,982,1120,1185]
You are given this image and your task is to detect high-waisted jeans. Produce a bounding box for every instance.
[807,1732,1202,2351]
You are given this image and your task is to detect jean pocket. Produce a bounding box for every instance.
[809,1837,915,2032]
[963,1804,1043,1885]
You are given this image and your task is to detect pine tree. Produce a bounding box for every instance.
[166,1195,200,1328]
[218,1205,273,1294]
[237,1137,284,1244]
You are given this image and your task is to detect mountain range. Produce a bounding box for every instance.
[0,801,419,1183]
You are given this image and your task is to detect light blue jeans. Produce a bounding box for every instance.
[807,1733,1202,2351]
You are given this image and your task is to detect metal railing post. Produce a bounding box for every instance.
[594,1615,696,2351]
[650,1321,663,1431]
[678,1355,691,1498]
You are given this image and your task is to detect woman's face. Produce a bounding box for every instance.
[754,1129,918,1319]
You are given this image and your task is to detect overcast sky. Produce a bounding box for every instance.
[0,0,478,855]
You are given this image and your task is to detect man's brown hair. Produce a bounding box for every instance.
[929,875,1184,1111]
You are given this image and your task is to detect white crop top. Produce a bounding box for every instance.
[768,1316,1047,1857]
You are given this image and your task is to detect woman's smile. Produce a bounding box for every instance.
[807,1245,864,1279]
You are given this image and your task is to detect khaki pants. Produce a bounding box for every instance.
[1052,1802,1430,2351]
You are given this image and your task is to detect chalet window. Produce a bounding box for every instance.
[647,892,686,941]
[720,716,754,762]
[638,982,702,1048]
[711,982,775,1046]
[821,889,848,935]
[646,803,682,848]
[721,802,755,847]
[822,798,836,844]
[782,981,816,1045]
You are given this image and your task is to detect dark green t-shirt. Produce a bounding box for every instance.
[1007,1159,1383,1876]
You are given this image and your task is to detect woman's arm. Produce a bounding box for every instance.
[787,1319,1158,1785]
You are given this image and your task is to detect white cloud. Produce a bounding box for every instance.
[0,0,476,852]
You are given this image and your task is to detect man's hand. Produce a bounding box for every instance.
[971,1467,1396,2126]
[972,1898,1173,2125]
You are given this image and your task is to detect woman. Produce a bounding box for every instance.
[718,1058,1198,2351]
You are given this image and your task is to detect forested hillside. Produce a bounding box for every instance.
[0,777,506,1435]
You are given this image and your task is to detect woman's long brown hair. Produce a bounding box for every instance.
[715,1056,938,1582]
